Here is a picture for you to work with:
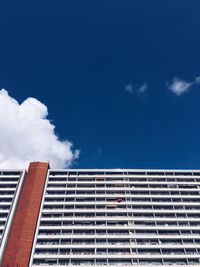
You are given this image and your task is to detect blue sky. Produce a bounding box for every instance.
[1,0,200,169]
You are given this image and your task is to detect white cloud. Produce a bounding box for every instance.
[125,82,148,95]
[125,84,133,94]
[0,89,79,169]
[195,76,200,83]
[167,77,200,96]
[137,83,148,95]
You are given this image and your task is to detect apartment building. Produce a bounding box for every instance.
[1,162,200,266]
[0,169,25,263]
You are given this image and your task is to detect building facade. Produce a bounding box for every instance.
[1,162,200,266]
[0,169,26,262]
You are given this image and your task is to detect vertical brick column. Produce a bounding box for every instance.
[1,162,49,267]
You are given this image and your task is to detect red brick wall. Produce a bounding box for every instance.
[1,162,49,267]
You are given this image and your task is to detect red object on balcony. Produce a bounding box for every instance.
[116,198,123,202]
[96,177,104,180]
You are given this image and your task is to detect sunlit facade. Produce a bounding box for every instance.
[1,164,200,266]
[30,168,200,266]
[0,169,25,263]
